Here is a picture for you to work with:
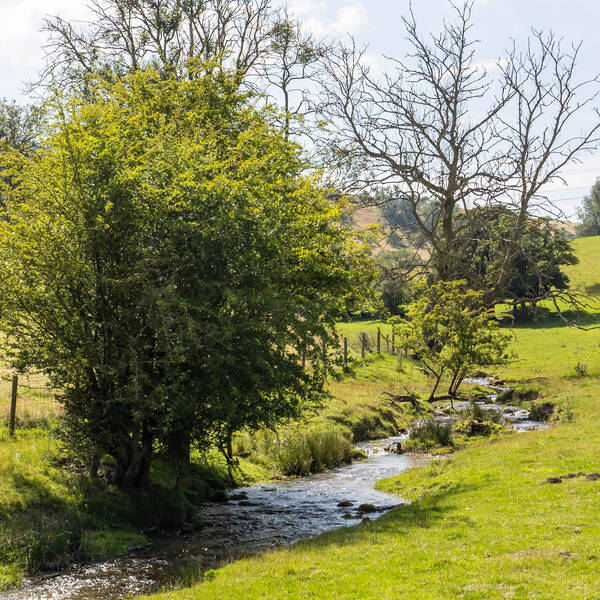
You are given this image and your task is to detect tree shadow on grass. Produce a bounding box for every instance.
[503,310,600,331]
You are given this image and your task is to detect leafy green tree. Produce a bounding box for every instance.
[374,250,414,315]
[397,281,511,403]
[576,179,600,238]
[0,67,372,487]
[0,99,40,154]
[456,207,578,319]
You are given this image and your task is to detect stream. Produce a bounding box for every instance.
[1,378,547,600]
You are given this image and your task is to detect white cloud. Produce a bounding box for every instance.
[332,2,368,35]
[361,51,383,74]
[0,0,92,100]
[290,1,368,39]
[288,0,325,17]
[471,58,508,73]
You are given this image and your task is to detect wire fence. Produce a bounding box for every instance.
[337,326,399,366]
[1,369,60,431]
[1,327,398,433]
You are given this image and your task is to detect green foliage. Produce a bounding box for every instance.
[233,426,354,478]
[0,67,373,487]
[406,419,453,450]
[398,281,511,400]
[273,428,354,477]
[576,178,600,238]
[0,99,40,155]
[456,206,578,316]
[373,250,414,315]
[457,401,504,425]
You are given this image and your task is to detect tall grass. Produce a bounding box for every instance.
[407,420,453,449]
[235,427,355,478]
[275,429,355,476]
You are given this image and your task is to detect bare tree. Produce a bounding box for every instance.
[490,31,600,303]
[40,0,277,87]
[321,1,600,303]
[39,0,327,142]
[260,10,327,138]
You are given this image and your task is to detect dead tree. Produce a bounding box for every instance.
[381,390,421,410]
[321,1,600,304]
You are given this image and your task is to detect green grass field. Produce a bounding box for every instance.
[144,236,600,600]
[564,235,600,295]
[2,236,599,595]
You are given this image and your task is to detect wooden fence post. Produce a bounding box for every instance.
[9,374,18,436]
[392,331,395,354]
[343,337,348,368]
[377,328,381,354]
[361,332,366,359]
[385,333,390,352]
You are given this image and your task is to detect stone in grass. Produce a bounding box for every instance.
[544,477,563,484]
[586,473,600,481]
[338,500,354,508]
[357,503,378,513]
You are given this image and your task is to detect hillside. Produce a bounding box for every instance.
[352,204,580,258]
[563,235,600,295]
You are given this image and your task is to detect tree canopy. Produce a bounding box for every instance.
[0,67,372,486]
[577,179,600,238]
[455,207,579,319]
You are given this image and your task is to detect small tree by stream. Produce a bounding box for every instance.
[397,281,511,404]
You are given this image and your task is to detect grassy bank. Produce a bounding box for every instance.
[148,374,600,599]
[3,238,599,593]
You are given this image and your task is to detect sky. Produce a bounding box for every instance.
[2,0,600,218]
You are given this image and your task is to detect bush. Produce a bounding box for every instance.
[529,401,555,422]
[458,402,504,425]
[574,362,588,377]
[27,521,84,572]
[407,420,453,450]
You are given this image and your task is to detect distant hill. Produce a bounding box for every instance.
[351,205,579,256]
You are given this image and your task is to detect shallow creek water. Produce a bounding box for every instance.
[2,378,547,600]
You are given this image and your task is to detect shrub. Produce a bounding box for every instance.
[407,420,453,450]
[397,281,511,401]
[27,522,84,572]
[529,401,555,422]
[458,402,504,425]
[575,362,588,377]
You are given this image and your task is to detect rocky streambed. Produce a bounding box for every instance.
[460,377,551,433]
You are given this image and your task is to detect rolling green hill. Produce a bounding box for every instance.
[564,235,600,295]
